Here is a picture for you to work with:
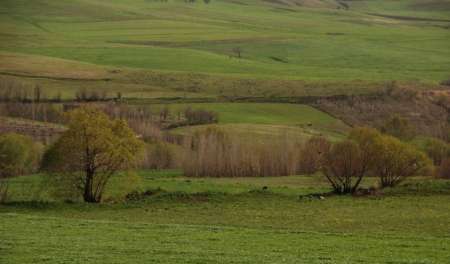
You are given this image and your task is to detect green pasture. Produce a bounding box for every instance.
[1,171,450,263]
[165,103,343,126]
[162,102,349,140]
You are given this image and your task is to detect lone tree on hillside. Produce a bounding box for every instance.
[232,47,242,58]
[42,106,144,203]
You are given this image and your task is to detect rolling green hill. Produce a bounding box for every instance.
[1,0,449,98]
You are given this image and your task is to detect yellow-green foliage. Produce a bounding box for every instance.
[349,127,432,188]
[0,133,41,178]
[42,106,144,203]
[372,135,432,187]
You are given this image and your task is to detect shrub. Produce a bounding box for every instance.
[75,88,108,102]
[0,133,41,177]
[440,79,450,86]
[184,107,218,125]
[321,140,367,194]
[372,135,431,188]
[0,133,42,203]
[140,141,174,170]
[349,126,432,188]
[422,138,450,166]
[381,115,416,141]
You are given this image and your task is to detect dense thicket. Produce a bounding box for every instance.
[183,127,305,177]
[0,133,42,202]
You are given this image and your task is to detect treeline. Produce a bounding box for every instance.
[1,108,449,204]
[0,78,118,103]
[182,127,328,177]
[0,102,218,174]
[181,126,450,194]
[0,80,61,103]
[183,128,298,177]
[0,102,218,140]
[0,103,63,123]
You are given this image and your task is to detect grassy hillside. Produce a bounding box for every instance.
[0,0,449,100]
[164,103,343,125]
[164,103,349,139]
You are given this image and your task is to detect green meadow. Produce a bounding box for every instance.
[163,103,342,125]
[164,103,349,140]
[1,171,450,263]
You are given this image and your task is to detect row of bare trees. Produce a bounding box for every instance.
[0,101,218,141]
[0,80,53,103]
[0,103,63,123]
[183,127,327,178]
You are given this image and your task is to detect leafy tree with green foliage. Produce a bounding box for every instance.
[42,106,144,203]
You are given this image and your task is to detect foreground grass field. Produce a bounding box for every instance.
[1,171,450,263]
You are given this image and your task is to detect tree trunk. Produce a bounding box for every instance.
[83,171,98,203]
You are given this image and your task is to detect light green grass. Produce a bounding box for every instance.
[167,103,344,125]
[0,0,449,84]
[163,103,349,140]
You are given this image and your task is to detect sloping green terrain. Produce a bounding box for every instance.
[0,0,449,100]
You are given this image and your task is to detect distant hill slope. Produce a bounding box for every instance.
[0,0,449,98]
